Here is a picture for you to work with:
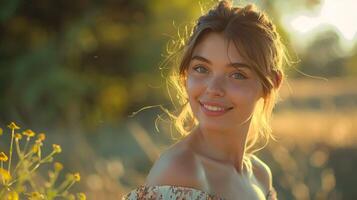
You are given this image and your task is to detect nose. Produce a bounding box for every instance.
[206,75,225,97]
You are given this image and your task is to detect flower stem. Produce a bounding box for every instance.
[48,171,60,188]
[12,147,34,177]
[12,140,24,175]
[15,140,23,159]
[1,161,4,185]
[8,129,15,173]
[23,137,30,155]
[57,179,75,194]
[41,151,56,163]
[59,181,75,195]
[29,163,41,174]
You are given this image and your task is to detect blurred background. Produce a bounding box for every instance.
[0,0,356,199]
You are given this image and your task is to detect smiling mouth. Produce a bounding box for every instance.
[199,101,233,112]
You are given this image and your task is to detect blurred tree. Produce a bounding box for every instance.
[0,0,200,131]
[296,29,347,78]
[346,45,357,77]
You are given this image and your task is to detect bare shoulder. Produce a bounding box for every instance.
[145,143,201,188]
[250,155,273,194]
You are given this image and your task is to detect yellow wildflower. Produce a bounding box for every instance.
[73,173,81,182]
[15,133,22,140]
[32,145,39,153]
[0,152,8,162]
[0,168,12,182]
[4,190,18,200]
[29,192,44,200]
[37,133,46,141]
[54,162,63,171]
[7,122,20,130]
[0,127,3,135]
[22,129,35,137]
[52,144,62,153]
[77,193,86,200]
[30,191,41,197]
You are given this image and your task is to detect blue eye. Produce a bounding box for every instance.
[193,66,208,74]
[231,72,247,80]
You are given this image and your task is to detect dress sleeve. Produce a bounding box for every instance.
[121,185,224,200]
[266,187,278,200]
[121,186,154,200]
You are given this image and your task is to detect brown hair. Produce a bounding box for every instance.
[163,0,287,154]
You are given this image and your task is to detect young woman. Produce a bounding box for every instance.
[123,1,285,199]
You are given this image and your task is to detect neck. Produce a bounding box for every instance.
[190,120,252,174]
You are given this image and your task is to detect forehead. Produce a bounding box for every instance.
[191,32,246,64]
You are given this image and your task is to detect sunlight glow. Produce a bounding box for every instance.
[290,15,321,34]
[290,0,357,40]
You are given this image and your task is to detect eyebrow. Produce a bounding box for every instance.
[191,55,251,69]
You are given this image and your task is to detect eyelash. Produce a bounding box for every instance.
[193,65,208,74]
[192,65,247,80]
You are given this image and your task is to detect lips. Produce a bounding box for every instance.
[199,101,233,116]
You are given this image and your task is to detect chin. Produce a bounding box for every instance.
[198,120,230,133]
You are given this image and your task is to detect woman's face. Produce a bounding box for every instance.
[186,32,264,133]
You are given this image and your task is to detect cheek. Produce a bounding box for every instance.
[186,76,204,98]
[228,82,262,108]
[186,76,204,113]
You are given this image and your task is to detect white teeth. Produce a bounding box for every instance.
[203,104,225,111]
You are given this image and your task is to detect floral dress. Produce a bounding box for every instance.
[122,185,278,200]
